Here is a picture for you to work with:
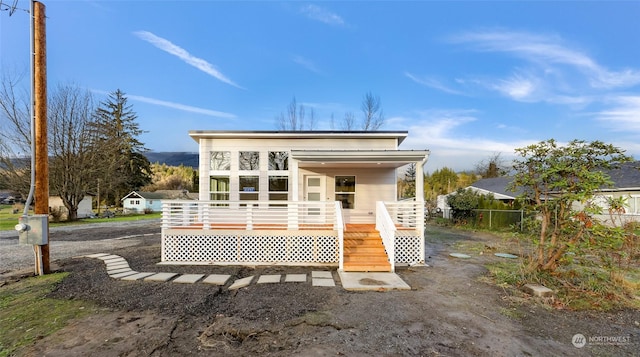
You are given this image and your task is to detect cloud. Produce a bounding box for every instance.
[293,55,322,74]
[490,72,539,101]
[300,4,345,26]
[449,30,640,90]
[596,96,640,132]
[404,72,464,95]
[133,31,244,89]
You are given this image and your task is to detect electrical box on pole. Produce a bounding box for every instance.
[16,215,49,245]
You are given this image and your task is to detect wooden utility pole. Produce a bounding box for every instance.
[33,1,49,274]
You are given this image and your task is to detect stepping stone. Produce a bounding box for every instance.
[228,276,254,290]
[121,272,155,281]
[85,253,109,258]
[523,283,554,297]
[145,272,179,282]
[257,274,281,284]
[312,271,333,279]
[173,274,205,284]
[110,270,139,278]
[106,263,130,270]
[107,268,133,275]
[97,255,122,261]
[104,258,127,264]
[285,274,307,283]
[312,278,335,287]
[202,274,231,285]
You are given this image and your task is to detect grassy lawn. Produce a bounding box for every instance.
[0,205,161,231]
[0,273,99,356]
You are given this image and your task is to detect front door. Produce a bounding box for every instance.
[305,175,325,219]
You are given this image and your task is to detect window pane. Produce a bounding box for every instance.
[210,177,230,191]
[308,178,320,187]
[240,193,259,201]
[269,176,288,191]
[239,176,259,192]
[308,193,320,201]
[269,193,288,201]
[210,193,230,200]
[268,151,289,170]
[239,151,260,170]
[336,193,355,209]
[335,176,355,193]
[210,151,230,170]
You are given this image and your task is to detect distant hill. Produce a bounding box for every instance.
[145,152,199,168]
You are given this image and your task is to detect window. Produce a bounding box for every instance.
[269,176,289,201]
[628,196,640,214]
[210,151,230,170]
[335,176,355,209]
[239,151,259,170]
[239,176,259,201]
[210,176,230,200]
[268,151,288,170]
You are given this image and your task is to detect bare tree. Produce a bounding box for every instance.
[48,84,98,220]
[360,91,384,131]
[474,153,509,178]
[341,112,356,130]
[275,96,317,130]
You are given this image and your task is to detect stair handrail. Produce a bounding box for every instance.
[335,201,345,271]
[375,201,396,272]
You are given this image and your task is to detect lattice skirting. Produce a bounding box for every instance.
[394,232,423,264]
[162,229,339,264]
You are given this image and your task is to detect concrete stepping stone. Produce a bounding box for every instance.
[144,272,179,282]
[110,270,139,278]
[106,263,130,270]
[107,268,133,275]
[312,271,333,279]
[312,278,335,287]
[97,255,122,261]
[121,272,155,281]
[285,274,307,283]
[257,274,281,284]
[202,274,231,285]
[229,276,254,290]
[85,253,109,258]
[173,274,204,284]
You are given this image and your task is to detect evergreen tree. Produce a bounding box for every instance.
[90,89,151,207]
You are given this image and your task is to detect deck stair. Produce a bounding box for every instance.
[343,224,391,272]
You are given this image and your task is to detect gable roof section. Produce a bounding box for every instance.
[469,177,520,200]
[603,161,640,190]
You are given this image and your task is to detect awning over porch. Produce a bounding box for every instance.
[291,150,430,168]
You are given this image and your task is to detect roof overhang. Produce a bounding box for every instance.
[291,150,430,169]
[189,130,409,145]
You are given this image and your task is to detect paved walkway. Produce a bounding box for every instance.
[84,253,412,291]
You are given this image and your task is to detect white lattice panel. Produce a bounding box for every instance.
[162,229,338,265]
[394,232,422,264]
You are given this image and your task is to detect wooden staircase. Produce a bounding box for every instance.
[343,224,392,272]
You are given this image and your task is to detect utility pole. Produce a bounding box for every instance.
[33,1,49,274]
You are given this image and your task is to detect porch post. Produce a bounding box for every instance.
[289,157,300,229]
[416,159,425,202]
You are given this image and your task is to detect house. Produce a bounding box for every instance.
[436,176,521,216]
[161,130,430,272]
[122,190,196,213]
[49,195,93,219]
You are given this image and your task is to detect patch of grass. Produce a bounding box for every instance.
[0,273,99,356]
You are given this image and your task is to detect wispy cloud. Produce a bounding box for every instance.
[404,72,464,95]
[596,96,640,132]
[449,30,640,90]
[293,55,322,74]
[300,4,345,26]
[133,30,244,89]
[490,72,539,101]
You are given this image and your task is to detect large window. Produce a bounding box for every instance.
[269,176,289,201]
[335,176,355,209]
[239,151,259,170]
[210,176,230,200]
[210,151,230,170]
[239,176,259,201]
[268,151,288,170]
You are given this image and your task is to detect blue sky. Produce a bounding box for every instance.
[2,1,640,173]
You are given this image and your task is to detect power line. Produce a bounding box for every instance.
[0,0,29,16]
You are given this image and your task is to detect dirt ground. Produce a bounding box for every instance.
[7,223,640,356]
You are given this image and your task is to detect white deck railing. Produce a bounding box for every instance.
[376,201,396,272]
[162,200,340,230]
[380,200,425,267]
[335,201,345,271]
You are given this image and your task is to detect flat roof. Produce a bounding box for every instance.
[188,130,409,144]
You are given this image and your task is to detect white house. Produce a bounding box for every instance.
[49,195,93,219]
[122,190,195,213]
[161,131,430,272]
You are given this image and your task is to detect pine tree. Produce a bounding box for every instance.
[90,89,151,207]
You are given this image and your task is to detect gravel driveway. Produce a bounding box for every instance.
[0,219,161,275]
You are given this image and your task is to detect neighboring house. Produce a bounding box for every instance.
[436,176,521,215]
[161,130,430,272]
[122,190,196,213]
[49,195,93,219]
